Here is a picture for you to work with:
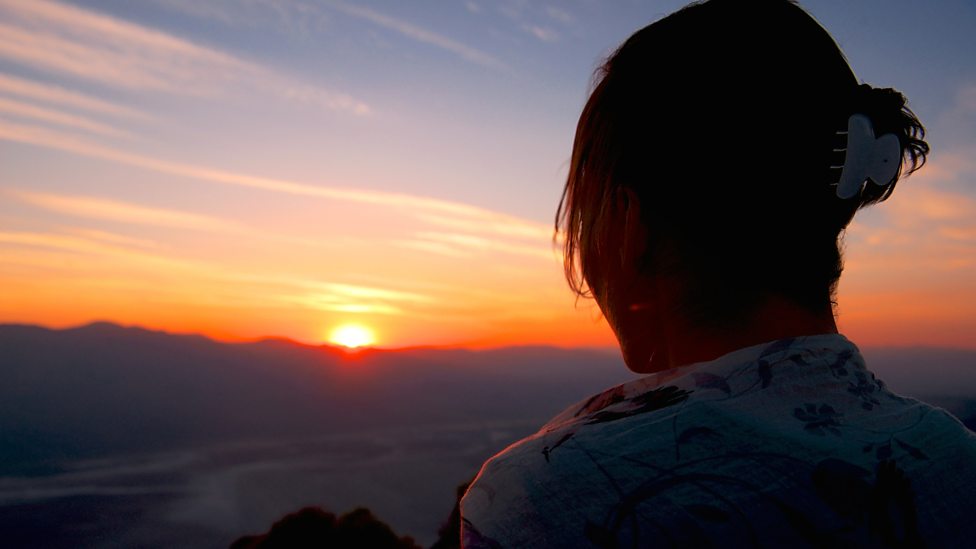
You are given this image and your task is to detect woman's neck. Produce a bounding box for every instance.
[621,294,838,373]
[662,295,838,369]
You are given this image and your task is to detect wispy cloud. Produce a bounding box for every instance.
[151,0,273,27]
[0,96,129,138]
[545,6,574,24]
[0,228,436,318]
[413,231,556,260]
[0,236,287,320]
[5,188,364,252]
[0,73,151,121]
[938,226,976,242]
[0,0,243,93]
[316,282,432,303]
[525,25,559,43]
[266,279,437,316]
[0,119,553,255]
[151,0,507,73]
[0,0,369,114]
[881,152,976,229]
[494,0,576,44]
[911,150,976,184]
[496,1,570,43]
[888,187,976,224]
[324,0,509,71]
[64,228,159,249]
[848,181,976,272]
[151,0,326,35]
[0,230,204,273]
[414,212,554,242]
[8,189,244,233]
[396,239,472,259]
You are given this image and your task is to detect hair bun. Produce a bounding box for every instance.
[848,84,929,208]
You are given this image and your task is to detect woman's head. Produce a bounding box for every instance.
[557,0,928,369]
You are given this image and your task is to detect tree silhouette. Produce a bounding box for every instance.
[230,506,421,549]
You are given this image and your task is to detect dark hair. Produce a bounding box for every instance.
[556,0,928,327]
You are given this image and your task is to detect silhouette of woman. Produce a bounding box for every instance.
[460,1,976,547]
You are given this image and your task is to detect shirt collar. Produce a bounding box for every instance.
[545,332,860,431]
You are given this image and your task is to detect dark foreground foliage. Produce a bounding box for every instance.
[230,507,422,549]
[232,480,471,549]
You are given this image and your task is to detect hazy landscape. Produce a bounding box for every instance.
[2,323,974,547]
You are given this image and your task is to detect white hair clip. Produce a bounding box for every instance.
[830,114,901,199]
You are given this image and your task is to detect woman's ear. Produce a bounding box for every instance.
[615,187,646,275]
[610,186,668,373]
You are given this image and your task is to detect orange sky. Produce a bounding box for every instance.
[3,163,975,350]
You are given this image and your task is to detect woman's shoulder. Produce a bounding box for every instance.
[460,334,976,547]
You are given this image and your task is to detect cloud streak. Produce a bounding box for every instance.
[0,4,242,93]
[274,280,438,315]
[5,188,370,253]
[7,190,244,233]
[156,0,509,73]
[65,228,159,250]
[0,0,369,114]
[413,231,557,260]
[0,231,205,273]
[0,119,554,256]
[0,96,130,138]
[0,73,151,121]
[324,0,509,72]
[0,228,438,317]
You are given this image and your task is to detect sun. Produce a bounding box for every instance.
[327,324,376,349]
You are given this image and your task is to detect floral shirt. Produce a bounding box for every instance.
[460,334,976,548]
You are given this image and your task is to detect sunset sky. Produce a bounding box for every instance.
[1,0,974,349]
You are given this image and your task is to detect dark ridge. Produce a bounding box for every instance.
[0,322,635,475]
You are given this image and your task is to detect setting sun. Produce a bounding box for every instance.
[327,324,376,349]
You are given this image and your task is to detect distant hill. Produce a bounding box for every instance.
[0,322,635,475]
[1,322,973,475]
[1,322,974,547]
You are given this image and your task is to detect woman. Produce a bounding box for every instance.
[460,0,976,547]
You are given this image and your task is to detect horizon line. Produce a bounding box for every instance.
[0,319,624,353]
[2,320,975,354]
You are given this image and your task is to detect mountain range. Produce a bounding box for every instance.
[1,322,973,547]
